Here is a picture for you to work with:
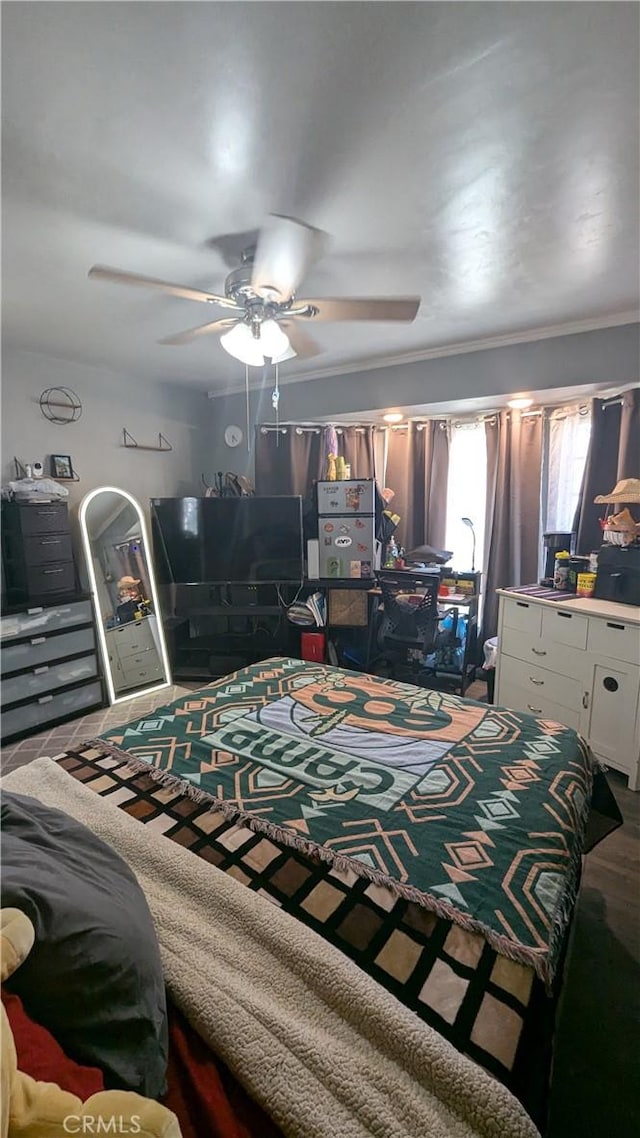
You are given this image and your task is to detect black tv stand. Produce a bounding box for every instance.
[159,582,299,680]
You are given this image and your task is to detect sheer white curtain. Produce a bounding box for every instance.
[544,406,592,532]
[444,423,487,571]
[373,427,388,486]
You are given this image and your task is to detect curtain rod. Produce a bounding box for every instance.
[258,420,444,433]
[548,403,590,421]
[258,423,385,434]
[259,390,616,433]
[454,408,544,427]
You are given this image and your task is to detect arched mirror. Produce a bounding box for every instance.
[79,487,171,704]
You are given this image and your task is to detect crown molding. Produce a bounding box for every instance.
[208,310,639,400]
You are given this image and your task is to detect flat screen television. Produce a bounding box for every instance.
[150,496,304,585]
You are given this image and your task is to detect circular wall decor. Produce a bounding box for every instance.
[40,387,83,425]
[224,424,243,448]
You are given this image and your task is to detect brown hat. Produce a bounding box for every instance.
[118,575,140,587]
[594,478,640,504]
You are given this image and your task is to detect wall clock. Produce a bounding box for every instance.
[224,425,243,448]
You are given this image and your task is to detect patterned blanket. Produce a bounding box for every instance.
[50,741,554,1124]
[97,657,594,989]
[3,759,541,1138]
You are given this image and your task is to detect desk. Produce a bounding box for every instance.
[160,573,480,687]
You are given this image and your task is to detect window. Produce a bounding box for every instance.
[444,423,487,572]
[543,407,592,532]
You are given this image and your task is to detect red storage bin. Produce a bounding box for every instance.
[301,631,326,662]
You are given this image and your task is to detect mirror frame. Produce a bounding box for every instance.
[79,485,172,705]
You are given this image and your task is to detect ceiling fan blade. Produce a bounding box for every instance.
[158,317,241,346]
[279,320,323,360]
[251,215,327,303]
[88,265,238,308]
[294,296,421,323]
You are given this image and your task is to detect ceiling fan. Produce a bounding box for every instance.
[88,215,421,366]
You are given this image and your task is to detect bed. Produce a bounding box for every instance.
[2,656,621,1138]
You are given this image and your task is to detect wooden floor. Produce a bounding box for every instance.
[548,770,640,1137]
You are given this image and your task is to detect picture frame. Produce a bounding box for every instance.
[51,454,74,480]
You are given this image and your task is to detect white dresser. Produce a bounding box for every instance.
[105,615,164,696]
[495,590,640,790]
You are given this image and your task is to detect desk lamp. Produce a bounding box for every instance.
[461,517,476,571]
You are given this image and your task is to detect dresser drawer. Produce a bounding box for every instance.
[500,625,589,681]
[1,679,102,741]
[1,600,93,642]
[497,677,581,732]
[6,503,69,536]
[587,617,640,667]
[541,607,589,650]
[502,598,543,637]
[20,561,76,598]
[1,627,95,674]
[118,660,164,691]
[501,655,583,713]
[1,654,99,705]
[109,620,155,659]
[22,533,73,566]
[120,648,159,670]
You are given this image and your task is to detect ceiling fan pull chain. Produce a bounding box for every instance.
[245,364,251,452]
[272,360,280,442]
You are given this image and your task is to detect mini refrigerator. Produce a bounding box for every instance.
[317,479,376,579]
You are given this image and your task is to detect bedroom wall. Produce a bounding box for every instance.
[1,348,211,508]
[206,322,640,481]
[0,348,211,584]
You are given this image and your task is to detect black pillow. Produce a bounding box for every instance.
[1,791,168,1098]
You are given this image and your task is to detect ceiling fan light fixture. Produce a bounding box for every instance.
[220,323,266,367]
[259,319,295,362]
[220,319,295,366]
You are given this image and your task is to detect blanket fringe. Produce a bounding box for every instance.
[546,737,595,989]
[88,738,553,984]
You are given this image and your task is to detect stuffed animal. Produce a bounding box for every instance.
[0,908,181,1138]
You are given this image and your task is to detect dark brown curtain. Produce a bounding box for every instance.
[482,411,543,639]
[338,426,376,479]
[385,421,449,551]
[254,426,325,497]
[573,388,640,554]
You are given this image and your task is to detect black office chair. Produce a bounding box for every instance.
[369,571,440,685]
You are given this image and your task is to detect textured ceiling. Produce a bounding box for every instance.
[2,2,639,391]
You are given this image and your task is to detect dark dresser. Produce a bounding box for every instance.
[1,597,103,744]
[1,500,105,744]
[1,501,77,604]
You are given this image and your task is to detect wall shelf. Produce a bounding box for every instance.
[13,458,80,483]
[121,429,173,452]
